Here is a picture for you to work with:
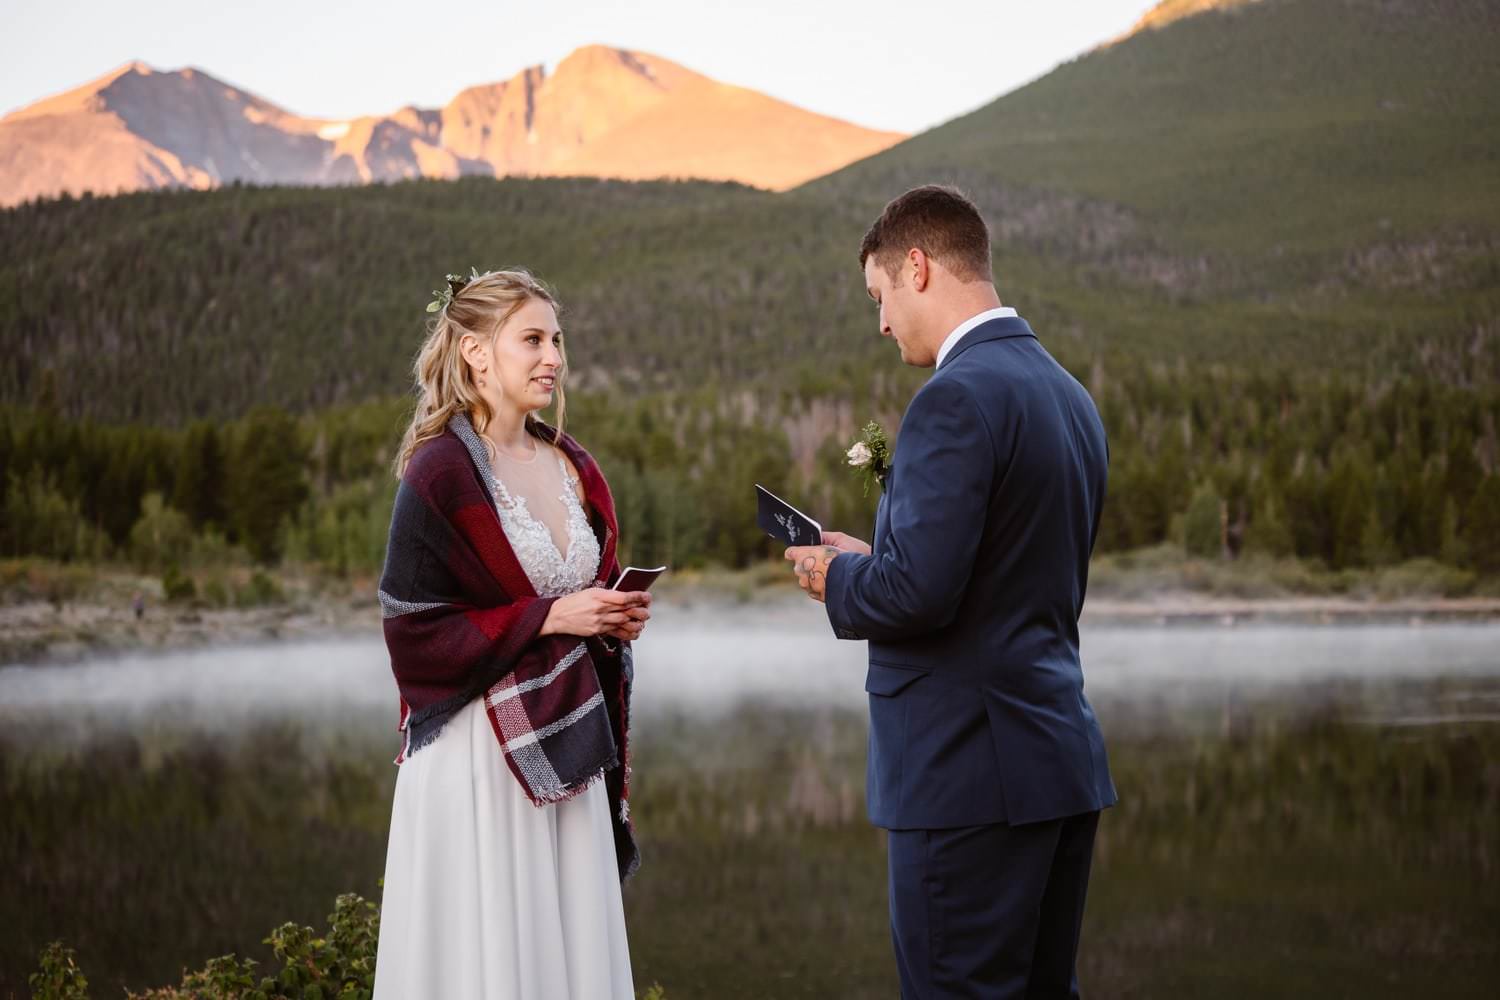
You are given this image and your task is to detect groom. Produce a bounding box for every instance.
[786,185,1116,999]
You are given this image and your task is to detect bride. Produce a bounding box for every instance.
[373,268,650,999]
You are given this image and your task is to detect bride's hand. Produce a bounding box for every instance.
[602,598,652,642]
[822,530,872,556]
[541,589,651,638]
[600,599,648,644]
[602,608,650,643]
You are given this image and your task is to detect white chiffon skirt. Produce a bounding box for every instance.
[373,696,634,999]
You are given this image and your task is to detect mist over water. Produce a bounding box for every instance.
[3,598,1498,729]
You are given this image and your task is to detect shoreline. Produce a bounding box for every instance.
[1080,595,1500,626]
[3,590,1499,668]
[0,598,379,668]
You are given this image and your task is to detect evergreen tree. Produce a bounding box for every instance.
[1465,475,1500,574]
[1284,465,1331,564]
[1183,484,1224,560]
[172,422,228,530]
[1246,494,1294,557]
[1359,506,1398,568]
[1444,431,1483,514]
[1327,457,1371,570]
[227,407,309,564]
[1439,497,1468,567]
[2,466,109,562]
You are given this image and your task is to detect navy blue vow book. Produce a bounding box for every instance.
[755,484,822,547]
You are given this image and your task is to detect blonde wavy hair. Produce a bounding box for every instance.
[392,267,568,479]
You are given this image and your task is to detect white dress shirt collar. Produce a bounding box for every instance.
[935,306,1018,369]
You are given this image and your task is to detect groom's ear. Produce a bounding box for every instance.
[908,248,931,293]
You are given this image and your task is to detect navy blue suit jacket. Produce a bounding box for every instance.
[825,316,1116,829]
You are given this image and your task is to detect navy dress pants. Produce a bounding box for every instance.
[886,810,1101,1000]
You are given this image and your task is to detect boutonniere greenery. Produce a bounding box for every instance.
[847,421,893,496]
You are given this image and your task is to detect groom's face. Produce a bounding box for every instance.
[865,255,929,367]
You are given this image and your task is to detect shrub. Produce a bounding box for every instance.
[28,892,678,999]
[0,557,94,607]
[199,575,231,608]
[161,563,197,604]
[88,893,379,999]
[235,569,285,608]
[128,492,195,572]
[28,941,88,1000]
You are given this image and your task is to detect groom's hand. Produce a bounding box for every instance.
[821,530,871,556]
[785,545,841,603]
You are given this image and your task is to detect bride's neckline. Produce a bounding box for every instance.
[491,437,541,465]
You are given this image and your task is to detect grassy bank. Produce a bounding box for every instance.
[1089,544,1495,600]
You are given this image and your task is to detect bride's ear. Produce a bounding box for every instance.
[458,331,486,373]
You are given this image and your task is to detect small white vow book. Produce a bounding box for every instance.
[612,566,668,592]
[754,484,822,547]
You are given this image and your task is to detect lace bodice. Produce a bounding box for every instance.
[492,454,601,597]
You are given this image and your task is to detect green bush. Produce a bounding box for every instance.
[0,557,94,607]
[200,575,231,608]
[128,492,195,572]
[28,941,88,1000]
[29,894,676,999]
[120,893,375,999]
[235,569,285,608]
[160,563,197,604]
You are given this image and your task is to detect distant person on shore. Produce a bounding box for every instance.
[131,590,144,621]
[786,186,1115,999]
[374,268,650,999]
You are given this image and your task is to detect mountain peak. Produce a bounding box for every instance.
[3,60,155,122]
[87,59,160,87]
[1126,0,1263,37]
[549,44,705,92]
[0,45,903,204]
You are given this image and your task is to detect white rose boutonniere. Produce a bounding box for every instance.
[848,421,892,496]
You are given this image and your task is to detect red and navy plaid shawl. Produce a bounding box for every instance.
[378,410,638,879]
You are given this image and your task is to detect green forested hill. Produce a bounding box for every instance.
[810,0,1500,285]
[0,178,904,422]
[1,0,1496,582]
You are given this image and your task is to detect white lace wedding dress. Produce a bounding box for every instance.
[373,444,634,1000]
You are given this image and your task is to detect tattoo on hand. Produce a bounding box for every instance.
[788,545,840,601]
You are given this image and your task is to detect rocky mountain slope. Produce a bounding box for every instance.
[0,46,903,206]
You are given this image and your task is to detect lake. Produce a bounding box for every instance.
[2,601,1497,997]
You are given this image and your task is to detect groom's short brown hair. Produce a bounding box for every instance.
[859,185,992,284]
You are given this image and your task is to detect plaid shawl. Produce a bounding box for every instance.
[377,410,638,880]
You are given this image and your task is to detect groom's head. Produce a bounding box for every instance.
[860,186,997,367]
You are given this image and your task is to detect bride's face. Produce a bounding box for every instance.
[474,298,565,414]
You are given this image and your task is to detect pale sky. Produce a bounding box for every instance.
[0,1,1156,135]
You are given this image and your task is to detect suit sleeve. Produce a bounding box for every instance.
[825,377,994,642]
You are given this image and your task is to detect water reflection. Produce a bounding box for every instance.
[2,605,1498,998]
